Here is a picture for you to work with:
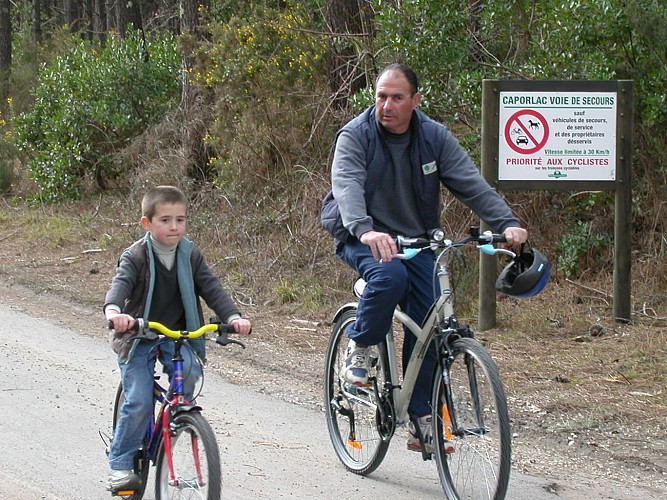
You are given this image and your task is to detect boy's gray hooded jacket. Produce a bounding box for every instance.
[104,233,240,362]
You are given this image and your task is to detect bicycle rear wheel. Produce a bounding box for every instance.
[323,309,391,475]
[432,337,511,500]
[154,411,221,500]
[112,383,150,500]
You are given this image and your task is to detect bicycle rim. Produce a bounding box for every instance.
[112,384,150,500]
[155,411,221,500]
[432,337,511,500]
[323,309,390,475]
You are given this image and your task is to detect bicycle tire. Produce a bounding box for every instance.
[432,337,511,500]
[323,308,391,475]
[154,410,221,500]
[112,383,150,500]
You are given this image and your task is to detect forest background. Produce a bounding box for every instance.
[1,0,667,491]
[1,0,665,309]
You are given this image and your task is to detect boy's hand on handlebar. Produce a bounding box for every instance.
[107,312,136,333]
[230,318,252,335]
[360,230,398,262]
[502,227,528,248]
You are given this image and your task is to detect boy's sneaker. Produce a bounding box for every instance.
[107,469,141,492]
[407,415,455,454]
[342,340,371,386]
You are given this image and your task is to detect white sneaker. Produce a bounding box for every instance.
[407,415,435,454]
[407,415,455,454]
[342,340,371,386]
[107,469,141,491]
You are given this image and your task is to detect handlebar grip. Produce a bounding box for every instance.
[107,317,145,333]
[479,230,507,244]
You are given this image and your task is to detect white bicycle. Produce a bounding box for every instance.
[324,226,513,499]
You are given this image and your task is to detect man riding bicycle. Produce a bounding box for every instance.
[321,63,527,453]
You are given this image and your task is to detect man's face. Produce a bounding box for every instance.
[374,70,421,134]
[141,202,187,246]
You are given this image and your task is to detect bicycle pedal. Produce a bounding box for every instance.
[108,474,142,495]
[112,489,137,497]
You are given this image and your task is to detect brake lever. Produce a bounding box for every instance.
[478,244,516,258]
[214,332,246,349]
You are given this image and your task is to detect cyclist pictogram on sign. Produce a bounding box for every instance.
[504,109,549,154]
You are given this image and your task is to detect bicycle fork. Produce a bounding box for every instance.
[161,357,206,489]
[434,329,459,444]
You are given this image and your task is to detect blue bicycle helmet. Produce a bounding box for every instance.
[495,248,551,298]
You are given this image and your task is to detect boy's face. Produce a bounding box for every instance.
[141,202,187,246]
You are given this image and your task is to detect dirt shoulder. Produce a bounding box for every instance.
[1,200,666,498]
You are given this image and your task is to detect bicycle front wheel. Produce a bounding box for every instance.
[432,337,511,500]
[323,309,390,475]
[155,411,221,500]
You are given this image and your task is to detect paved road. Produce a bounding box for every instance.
[0,302,660,499]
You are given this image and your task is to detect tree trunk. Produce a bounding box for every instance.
[116,0,128,36]
[324,0,374,111]
[127,0,143,33]
[32,0,42,43]
[82,0,94,40]
[180,0,211,180]
[93,0,107,42]
[105,0,116,33]
[469,0,484,61]
[0,0,10,115]
[64,0,79,32]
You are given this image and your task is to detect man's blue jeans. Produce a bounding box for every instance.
[108,339,203,470]
[336,238,438,417]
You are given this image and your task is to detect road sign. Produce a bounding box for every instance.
[498,91,617,181]
[504,109,549,154]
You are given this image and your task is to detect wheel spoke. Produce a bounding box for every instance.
[324,310,390,475]
[155,412,221,500]
[433,338,511,499]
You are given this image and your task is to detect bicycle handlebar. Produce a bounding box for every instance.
[108,316,247,349]
[394,226,511,260]
[134,318,234,339]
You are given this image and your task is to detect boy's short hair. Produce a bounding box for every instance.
[141,186,188,220]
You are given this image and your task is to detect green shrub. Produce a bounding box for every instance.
[556,221,611,277]
[15,31,181,202]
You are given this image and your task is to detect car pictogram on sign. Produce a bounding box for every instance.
[516,136,529,145]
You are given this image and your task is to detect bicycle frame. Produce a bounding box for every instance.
[334,244,457,427]
[385,248,454,426]
[144,340,203,485]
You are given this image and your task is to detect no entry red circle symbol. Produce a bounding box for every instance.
[504,109,549,154]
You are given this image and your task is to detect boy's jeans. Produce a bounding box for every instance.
[108,339,203,471]
[336,238,439,417]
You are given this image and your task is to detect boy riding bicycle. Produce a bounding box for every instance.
[104,185,251,492]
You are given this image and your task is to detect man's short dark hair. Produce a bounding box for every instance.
[377,63,419,95]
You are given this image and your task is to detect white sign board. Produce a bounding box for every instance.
[498,91,617,181]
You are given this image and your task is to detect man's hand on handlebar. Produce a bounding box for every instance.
[360,230,399,262]
[502,226,528,248]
